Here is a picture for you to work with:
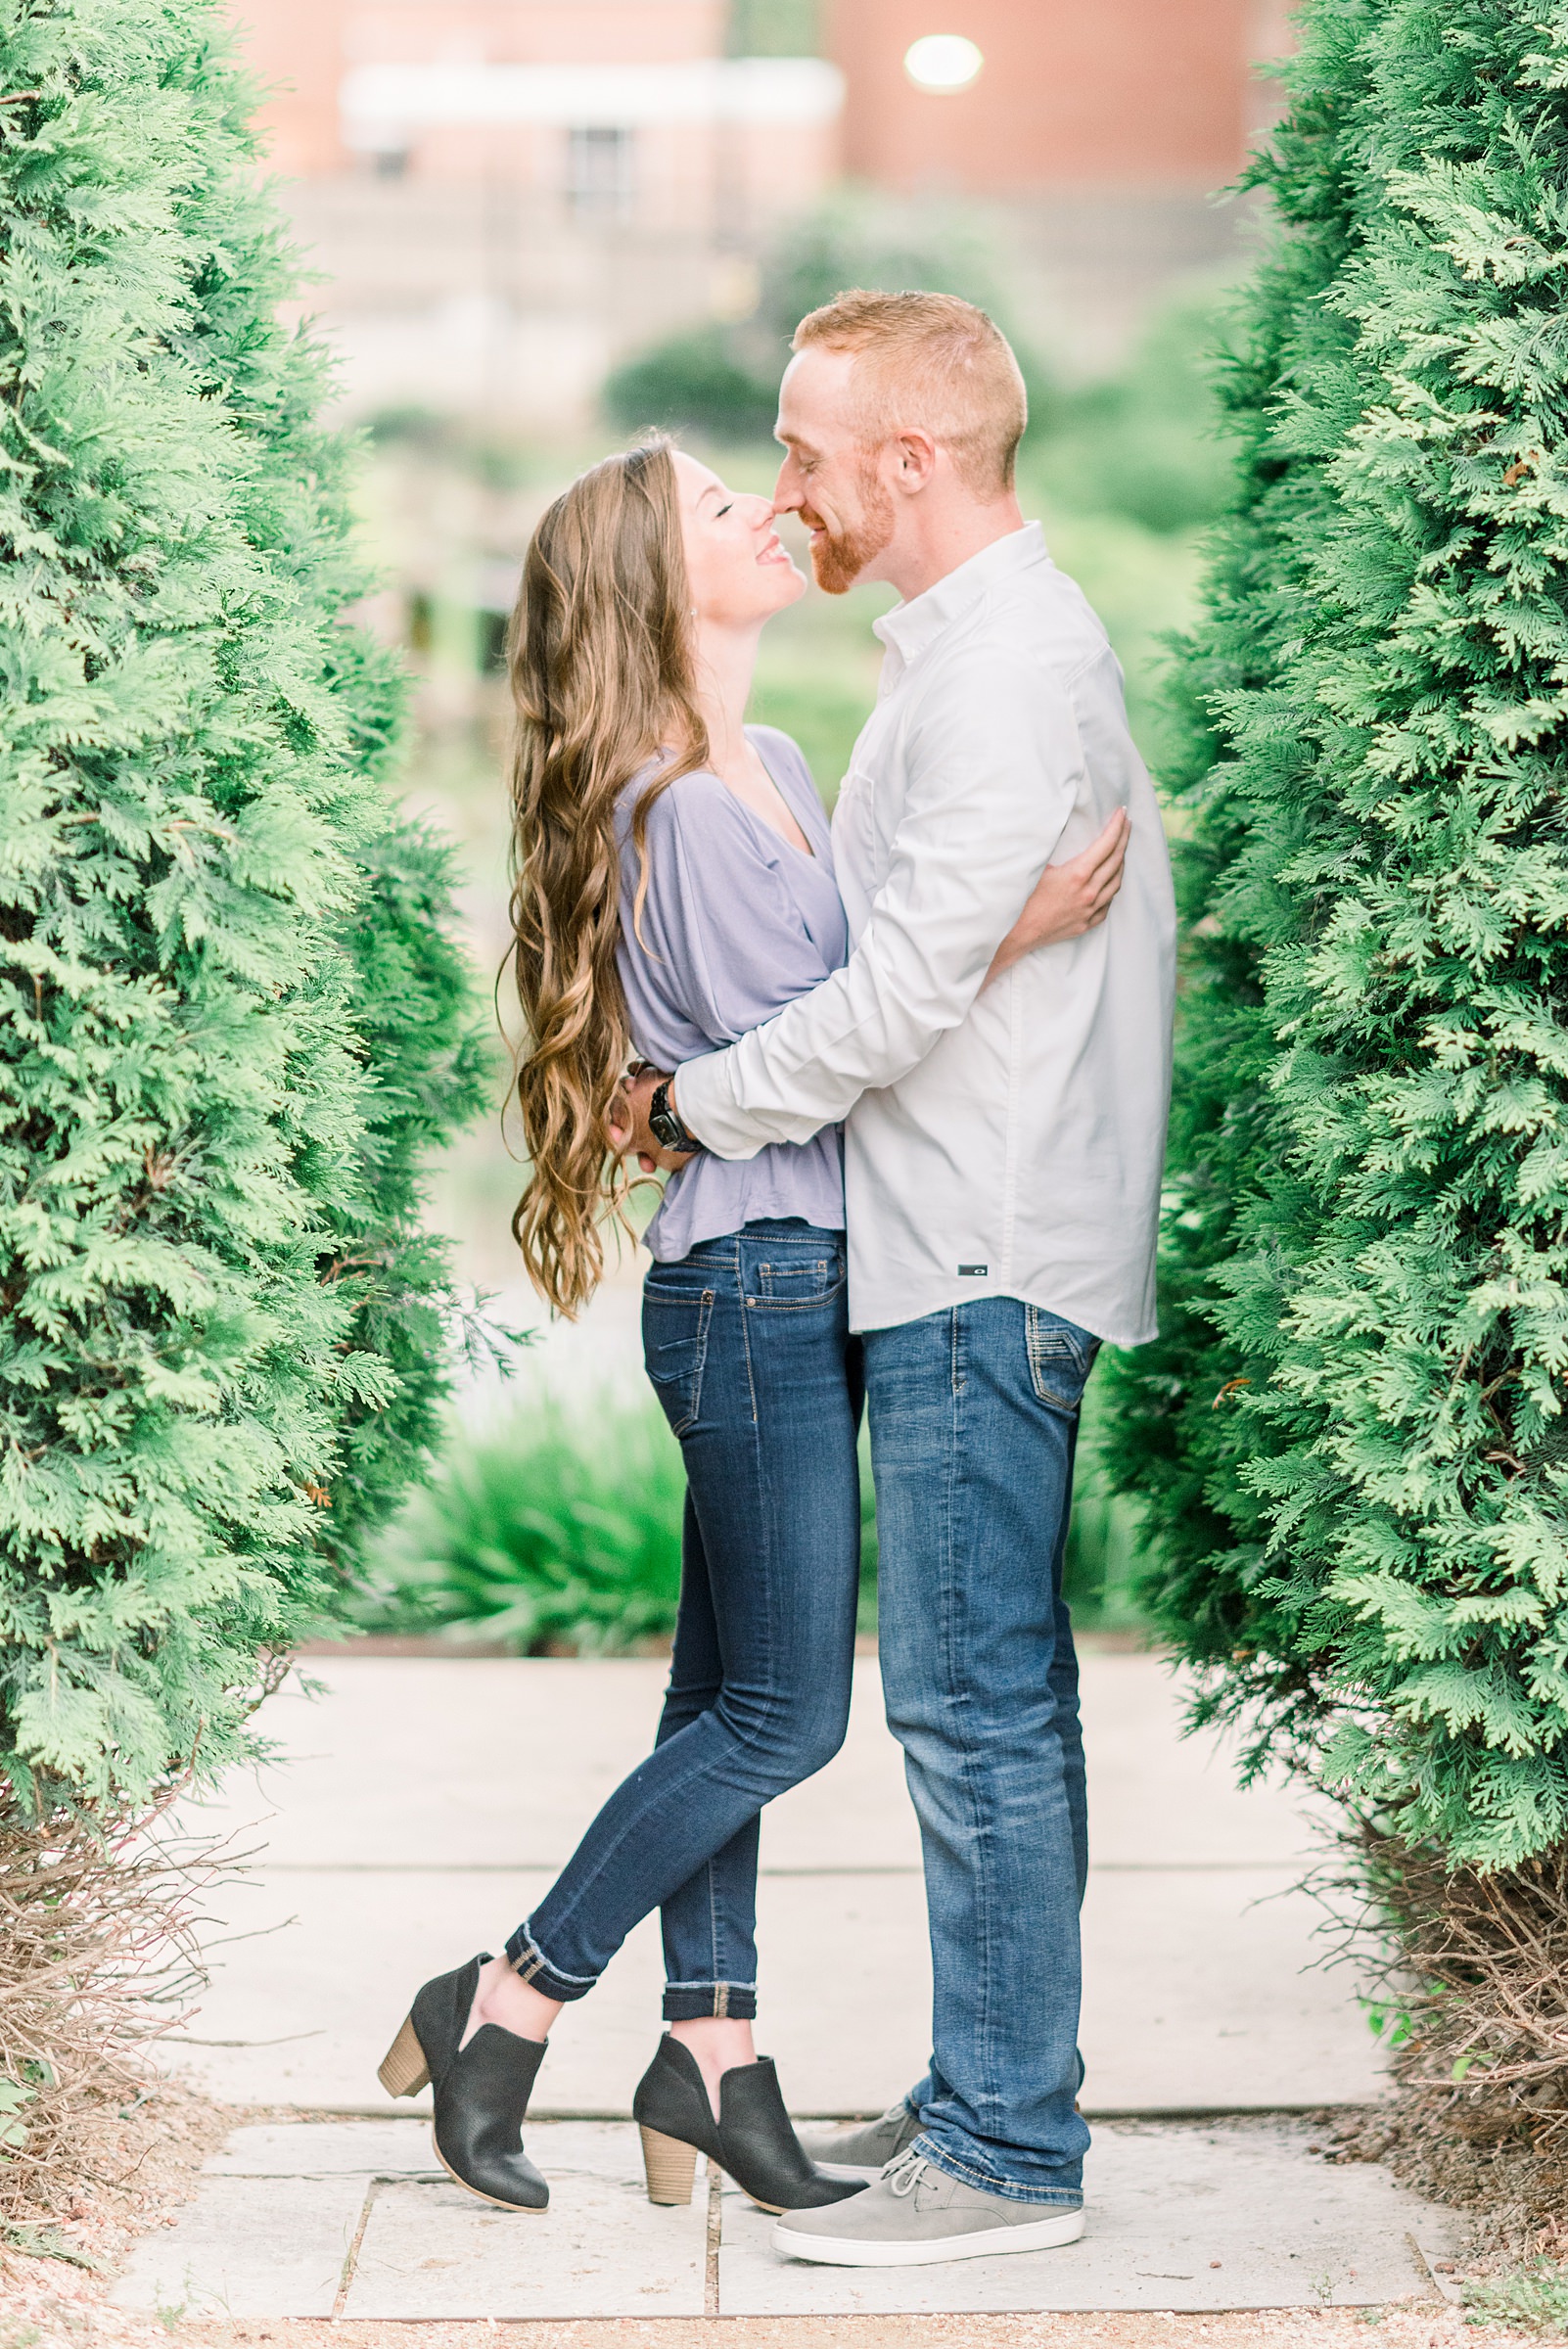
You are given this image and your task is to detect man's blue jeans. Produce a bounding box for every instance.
[865,1297,1097,2207]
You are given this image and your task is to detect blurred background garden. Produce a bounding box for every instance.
[239,0,1283,1658]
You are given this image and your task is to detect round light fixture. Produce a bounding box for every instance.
[903,33,984,93]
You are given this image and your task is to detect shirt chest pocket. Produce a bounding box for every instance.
[830,775,892,911]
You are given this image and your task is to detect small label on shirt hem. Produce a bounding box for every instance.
[957,1264,989,1276]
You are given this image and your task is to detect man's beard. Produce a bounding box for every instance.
[805,462,896,595]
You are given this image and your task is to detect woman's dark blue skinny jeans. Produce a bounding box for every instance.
[506,1221,861,2020]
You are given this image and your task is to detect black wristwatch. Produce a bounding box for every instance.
[649,1078,703,1156]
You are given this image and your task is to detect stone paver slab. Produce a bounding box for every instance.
[110,2173,367,2319]
[115,2118,1457,2320]
[718,2122,1458,2315]
[161,1652,1382,2120]
[342,2164,707,2318]
[178,1654,1327,1876]
[164,1857,1385,2117]
[1078,1869,1387,2110]
[206,2119,440,2175]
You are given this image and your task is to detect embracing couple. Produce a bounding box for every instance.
[378,290,1176,2268]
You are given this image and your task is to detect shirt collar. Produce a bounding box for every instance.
[872,522,1048,668]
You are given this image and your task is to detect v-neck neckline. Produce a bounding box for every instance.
[727,732,818,864]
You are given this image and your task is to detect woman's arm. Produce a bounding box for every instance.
[983,806,1129,987]
[611,775,839,1170]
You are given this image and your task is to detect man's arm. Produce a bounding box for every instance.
[611,803,1130,1164]
[674,656,1084,1161]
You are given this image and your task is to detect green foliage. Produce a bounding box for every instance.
[603,183,1044,446]
[605,324,780,444]
[0,0,484,1805]
[1030,296,1239,535]
[362,1390,882,1651]
[1099,0,1568,1867]
[726,0,818,57]
[1463,2260,1568,2332]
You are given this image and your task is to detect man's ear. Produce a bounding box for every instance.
[892,431,939,494]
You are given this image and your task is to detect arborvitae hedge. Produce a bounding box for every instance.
[1101,0,1568,1870]
[0,0,485,1806]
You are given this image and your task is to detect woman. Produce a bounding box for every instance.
[377,437,1126,2219]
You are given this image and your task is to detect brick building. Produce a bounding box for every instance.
[822,0,1291,369]
[231,0,1288,422]
[831,0,1286,192]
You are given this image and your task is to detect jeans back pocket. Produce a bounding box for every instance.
[643,1284,716,1435]
[751,1252,844,1309]
[1025,1306,1099,1417]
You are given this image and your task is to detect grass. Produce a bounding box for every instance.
[356,1393,687,1655]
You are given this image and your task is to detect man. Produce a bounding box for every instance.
[623,291,1176,2265]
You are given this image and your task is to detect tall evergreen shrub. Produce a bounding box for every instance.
[1102,0,1568,1875]
[0,0,486,1809]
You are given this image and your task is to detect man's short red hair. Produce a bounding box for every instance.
[792,290,1028,497]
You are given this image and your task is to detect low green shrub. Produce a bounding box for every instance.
[604,325,780,444]
[603,183,1043,447]
[362,1378,1140,1652]
[359,1394,686,1654]
[1464,2261,1568,2334]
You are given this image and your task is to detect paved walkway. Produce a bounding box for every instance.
[159,1652,1387,2116]
[113,2115,1457,2321]
[115,1650,1462,2320]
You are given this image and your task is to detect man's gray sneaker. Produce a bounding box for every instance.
[771,2148,1085,2267]
[797,2099,922,2184]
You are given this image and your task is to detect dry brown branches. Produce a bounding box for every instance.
[1364,1831,1568,2128]
[0,1778,215,2225]
[1307,1829,1568,2244]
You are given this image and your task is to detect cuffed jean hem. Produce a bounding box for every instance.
[505,1922,597,2005]
[913,2134,1084,2209]
[662,1980,759,2022]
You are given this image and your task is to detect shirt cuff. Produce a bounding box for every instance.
[673,1050,766,1163]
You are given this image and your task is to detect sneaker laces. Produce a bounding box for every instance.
[885,2146,930,2198]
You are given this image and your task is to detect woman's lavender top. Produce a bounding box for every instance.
[616,726,848,1263]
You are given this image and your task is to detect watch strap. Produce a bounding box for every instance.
[650,1079,702,1154]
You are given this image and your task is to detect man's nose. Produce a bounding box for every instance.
[771,458,803,512]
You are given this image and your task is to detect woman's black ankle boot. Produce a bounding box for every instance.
[379,1953,550,2211]
[632,2034,865,2214]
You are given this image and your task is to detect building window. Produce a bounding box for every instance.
[566,126,633,222]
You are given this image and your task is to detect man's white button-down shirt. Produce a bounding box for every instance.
[674,522,1176,1345]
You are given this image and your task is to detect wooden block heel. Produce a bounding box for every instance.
[639,2123,699,2206]
[378,2012,431,2098]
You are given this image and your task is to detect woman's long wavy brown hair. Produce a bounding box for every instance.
[507,438,709,1316]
